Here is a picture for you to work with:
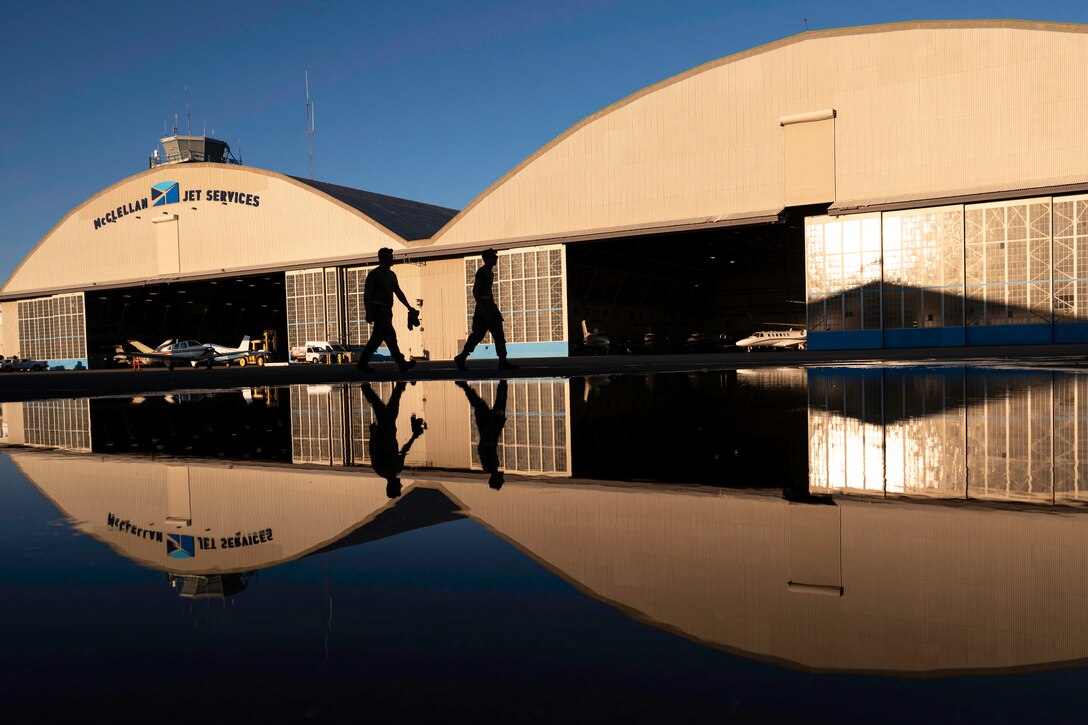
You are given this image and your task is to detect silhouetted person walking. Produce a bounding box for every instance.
[357,247,419,374]
[361,381,426,498]
[456,379,509,490]
[454,249,518,372]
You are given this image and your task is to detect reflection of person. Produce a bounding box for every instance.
[456,380,509,490]
[454,249,518,372]
[357,247,418,374]
[361,382,426,498]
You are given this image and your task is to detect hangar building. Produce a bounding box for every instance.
[3,20,1088,368]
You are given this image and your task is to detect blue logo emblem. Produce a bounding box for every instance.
[151,181,179,207]
[166,533,195,558]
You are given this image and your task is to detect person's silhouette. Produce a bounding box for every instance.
[357,247,419,374]
[454,249,518,372]
[456,380,509,490]
[360,382,426,498]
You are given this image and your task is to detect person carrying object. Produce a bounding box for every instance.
[357,247,419,374]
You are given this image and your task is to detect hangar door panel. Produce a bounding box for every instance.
[153,215,181,276]
[285,268,342,350]
[464,245,567,358]
[343,265,424,360]
[783,112,836,207]
[16,293,88,369]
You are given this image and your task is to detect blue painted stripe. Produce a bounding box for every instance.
[44,358,90,371]
[965,324,1053,345]
[465,341,569,359]
[883,327,966,348]
[1054,322,1088,343]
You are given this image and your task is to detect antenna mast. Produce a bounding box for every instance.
[305,71,315,179]
[185,85,191,135]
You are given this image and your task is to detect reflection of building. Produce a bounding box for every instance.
[809,368,1088,503]
[290,380,572,477]
[4,392,289,459]
[290,384,348,465]
[169,573,252,600]
[441,479,1088,674]
[13,445,1088,673]
[734,367,808,391]
[0,399,91,452]
[11,451,420,576]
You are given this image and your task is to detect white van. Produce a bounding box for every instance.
[290,341,351,364]
[290,341,332,363]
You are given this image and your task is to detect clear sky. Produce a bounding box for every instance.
[2,0,1085,286]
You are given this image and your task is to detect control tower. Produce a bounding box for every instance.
[149,135,242,168]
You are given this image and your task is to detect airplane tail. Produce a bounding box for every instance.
[126,339,155,354]
[581,320,590,338]
[238,335,251,351]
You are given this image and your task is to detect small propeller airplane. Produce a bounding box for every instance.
[119,336,259,370]
[581,320,611,355]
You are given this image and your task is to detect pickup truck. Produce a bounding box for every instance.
[1,356,47,372]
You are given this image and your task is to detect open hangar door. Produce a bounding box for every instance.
[565,210,809,354]
[84,273,287,369]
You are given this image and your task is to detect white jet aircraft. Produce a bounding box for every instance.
[734,327,807,351]
[121,336,256,369]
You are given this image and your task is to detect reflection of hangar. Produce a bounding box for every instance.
[4,21,1088,365]
[0,378,573,478]
[13,446,1088,674]
[808,368,1088,503]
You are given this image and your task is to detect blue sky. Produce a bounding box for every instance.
[2,0,1085,285]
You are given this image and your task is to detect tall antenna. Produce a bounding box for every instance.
[184,84,191,135]
[305,71,315,179]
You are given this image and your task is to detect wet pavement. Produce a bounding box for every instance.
[5,342,1088,402]
[3,367,1088,722]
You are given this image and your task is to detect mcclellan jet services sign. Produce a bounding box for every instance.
[92,180,262,230]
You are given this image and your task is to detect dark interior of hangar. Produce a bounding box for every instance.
[84,273,287,368]
[566,209,810,352]
[571,372,809,487]
[90,389,291,460]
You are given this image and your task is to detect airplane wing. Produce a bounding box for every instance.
[117,344,216,362]
[211,350,251,363]
[126,339,169,354]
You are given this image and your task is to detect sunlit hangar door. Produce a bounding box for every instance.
[461,245,569,360]
[14,293,88,370]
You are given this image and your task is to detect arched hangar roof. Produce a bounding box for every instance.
[428,20,1088,250]
[2,164,457,299]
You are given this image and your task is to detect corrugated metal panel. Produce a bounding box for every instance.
[289,177,458,241]
[434,23,1088,247]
